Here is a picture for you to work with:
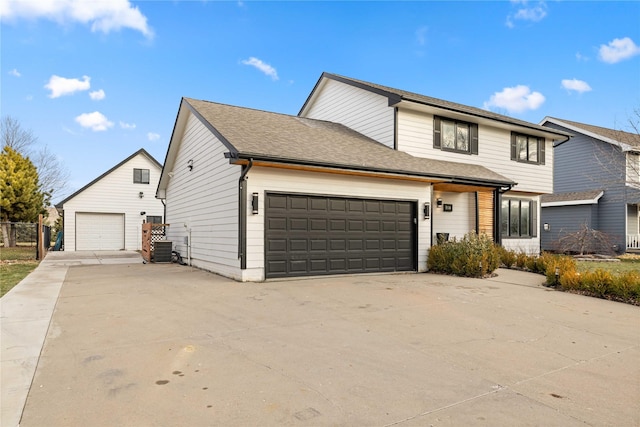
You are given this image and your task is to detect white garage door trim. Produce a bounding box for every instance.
[76,212,125,250]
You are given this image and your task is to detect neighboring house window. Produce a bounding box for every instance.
[511,132,545,164]
[434,116,478,155]
[134,168,150,184]
[146,215,162,224]
[501,198,537,238]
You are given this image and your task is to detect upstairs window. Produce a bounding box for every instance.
[434,116,478,155]
[134,168,150,184]
[511,133,545,164]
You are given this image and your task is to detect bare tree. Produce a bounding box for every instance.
[555,223,617,256]
[592,107,640,190]
[1,116,37,153]
[1,115,70,202]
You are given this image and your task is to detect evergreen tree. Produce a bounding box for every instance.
[0,146,45,246]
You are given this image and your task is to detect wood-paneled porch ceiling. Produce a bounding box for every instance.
[433,183,496,193]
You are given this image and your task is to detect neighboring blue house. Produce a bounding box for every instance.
[540,117,640,253]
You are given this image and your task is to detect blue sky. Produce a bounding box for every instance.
[2,1,639,203]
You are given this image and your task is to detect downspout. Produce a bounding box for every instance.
[495,184,515,245]
[238,158,253,270]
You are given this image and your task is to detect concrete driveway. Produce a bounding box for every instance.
[5,252,640,426]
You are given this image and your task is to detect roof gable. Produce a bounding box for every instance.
[56,149,161,208]
[540,117,640,152]
[301,72,571,140]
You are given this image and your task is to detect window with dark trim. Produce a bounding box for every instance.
[134,168,150,184]
[511,132,545,164]
[146,215,162,224]
[501,198,537,238]
[434,116,478,155]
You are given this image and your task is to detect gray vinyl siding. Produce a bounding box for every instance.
[544,122,628,251]
[541,205,597,251]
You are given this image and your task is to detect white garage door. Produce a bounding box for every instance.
[76,213,125,250]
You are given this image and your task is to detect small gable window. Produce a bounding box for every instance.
[511,132,545,165]
[434,116,478,155]
[134,168,150,184]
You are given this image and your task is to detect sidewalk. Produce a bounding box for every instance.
[0,251,143,427]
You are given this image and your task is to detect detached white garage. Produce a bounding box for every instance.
[75,213,125,250]
[56,149,164,252]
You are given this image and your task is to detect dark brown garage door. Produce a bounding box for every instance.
[265,193,416,278]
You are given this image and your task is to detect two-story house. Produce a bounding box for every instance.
[156,73,570,281]
[540,117,640,253]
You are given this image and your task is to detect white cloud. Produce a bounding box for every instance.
[575,52,589,62]
[506,1,547,28]
[561,78,592,94]
[120,121,136,130]
[483,85,545,113]
[147,132,160,141]
[415,26,428,46]
[241,57,279,81]
[0,0,153,38]
[75,111,113,131]
[8,68,21,77]
[45,75,90,98]
[598,37,640,64]
[89,89,105,100]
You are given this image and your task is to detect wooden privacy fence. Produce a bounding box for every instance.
[142,222,170,263]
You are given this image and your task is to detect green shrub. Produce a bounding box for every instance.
[427,232,500,278]
[515,252,529,269]
[498,247,516,268]
[543,254,577,286]
[581,269,614,298]
[559,270,582,290]
[611,271,640,300]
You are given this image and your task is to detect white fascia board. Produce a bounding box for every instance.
[541,191,604,207]
[540,117,634,152]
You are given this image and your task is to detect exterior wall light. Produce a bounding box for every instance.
[436,198,443,207]
[423,202,430,219]
[251,193,259,214]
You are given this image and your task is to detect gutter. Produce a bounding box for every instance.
[231,153,515,189]
[552,134,572,148]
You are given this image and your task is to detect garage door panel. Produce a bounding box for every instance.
[290,197,308,210]
[310,219,327,231]
[265,194,416,278]
[310,259,328,272]
[310,239,327,251]
[330,219,346,231]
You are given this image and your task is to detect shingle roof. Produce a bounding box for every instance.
[542,117,640,150]
[184,98,514,187]
[541,190,604,205]
[302,73,571,139]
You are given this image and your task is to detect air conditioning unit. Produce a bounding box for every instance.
[154,241,173,263]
